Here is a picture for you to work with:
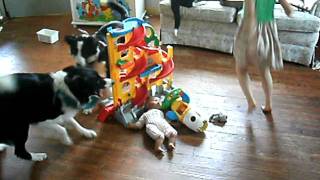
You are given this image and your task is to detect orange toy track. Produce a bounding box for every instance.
[150,52,174,83]
[120,54,147,82]
[138,46,159,55]
[118,26,146,52]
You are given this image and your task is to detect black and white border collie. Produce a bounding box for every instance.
[0,66,109,161]
[65,1,129,78]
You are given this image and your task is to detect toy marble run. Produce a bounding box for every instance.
[98,17,175,126]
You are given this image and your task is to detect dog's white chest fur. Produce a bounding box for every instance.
[33,71,97,147]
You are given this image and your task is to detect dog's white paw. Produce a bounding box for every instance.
[31,153,47,161]
[0,144,8,151]
[82,108,93,115]
[62,136,74,146]
[81,129,97,139]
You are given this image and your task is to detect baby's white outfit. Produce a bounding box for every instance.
[133,109,177,140]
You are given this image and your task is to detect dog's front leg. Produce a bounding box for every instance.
[64,117,97,138]
[36,121,73,145]
[15,126,47,161]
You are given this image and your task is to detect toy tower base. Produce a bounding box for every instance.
[114,102,145,127]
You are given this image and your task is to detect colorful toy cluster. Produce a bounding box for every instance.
[76,0,130,22]
[162,88,208,132]
[98,17,208,133]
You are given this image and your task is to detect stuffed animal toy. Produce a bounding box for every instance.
[128,97,177,153]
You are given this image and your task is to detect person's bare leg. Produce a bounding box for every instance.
[168,133,177,151]
[258,65,273,113]
[155,137,165,153]
[236,63,256,112]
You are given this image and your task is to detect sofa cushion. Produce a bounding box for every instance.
[278,31,319,47]
[160,15,238,36]
[161,29,236,53]
[160,0,237,23]
[161,17,237,53]
[275,7,320,33]
[281,44,315,66]
[161,15,238,36]
[237,5,320,33]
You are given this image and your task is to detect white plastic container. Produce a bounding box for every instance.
[36,29,59,44]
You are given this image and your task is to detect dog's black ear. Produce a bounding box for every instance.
[65,35,77,45]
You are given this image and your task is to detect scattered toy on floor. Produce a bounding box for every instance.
[162,88,208,133]
[128,97,177,154]
[209,113,227,126]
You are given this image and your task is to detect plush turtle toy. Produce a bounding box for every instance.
[209,113,227,126]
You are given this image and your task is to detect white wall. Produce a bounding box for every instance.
[2,0,162,18]
[146,0,160,15]
[4,0,70,17]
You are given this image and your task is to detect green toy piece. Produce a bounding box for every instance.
[161,88,190,110]
[256,0,275,23]
[116,59,128,66]
[144,24,160,47]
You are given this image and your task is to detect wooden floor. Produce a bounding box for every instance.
[0,15,320,180]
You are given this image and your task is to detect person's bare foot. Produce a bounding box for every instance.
[247,101,256,113]
[168,143,175,151]
[261,105,272,113]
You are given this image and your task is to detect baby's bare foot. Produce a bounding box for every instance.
[155,146,165,154]
[168,143,175,151]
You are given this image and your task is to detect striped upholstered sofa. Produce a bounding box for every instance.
[159,0,320,66]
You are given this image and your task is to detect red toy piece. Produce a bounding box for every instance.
[98,104,117,122]
[132,84,148,107]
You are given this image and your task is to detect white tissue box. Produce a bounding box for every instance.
[36,29,59,44]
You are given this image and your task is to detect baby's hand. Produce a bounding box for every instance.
[127,123,134,129]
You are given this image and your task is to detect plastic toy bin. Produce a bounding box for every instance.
[36,29,59,44]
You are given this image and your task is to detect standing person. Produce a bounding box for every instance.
[233,0,293,113]
[171,0,205,36]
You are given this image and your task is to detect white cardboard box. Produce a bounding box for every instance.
[36,29,59,44]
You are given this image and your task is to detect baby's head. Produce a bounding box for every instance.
[146,96,161,110]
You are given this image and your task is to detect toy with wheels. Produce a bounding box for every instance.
[162,89,208,133]
[162,88,190,110]
[98,17,175,126]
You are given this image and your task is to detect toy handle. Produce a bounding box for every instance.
[108,17,145,37]
[144,24,160,47]
[161,88,190,110]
